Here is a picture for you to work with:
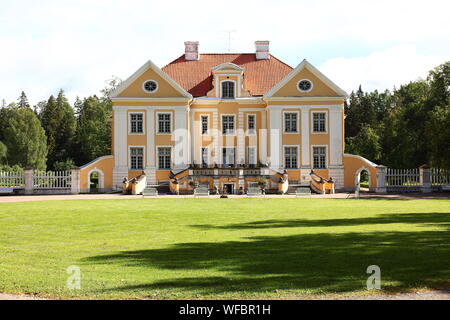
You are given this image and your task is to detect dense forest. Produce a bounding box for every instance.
[0,62,449,171]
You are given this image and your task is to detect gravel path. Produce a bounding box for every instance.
[1,192,449,203]
[1,290,449,300]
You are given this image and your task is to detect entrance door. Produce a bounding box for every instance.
[222,148,235,168]
[223,183,234,194]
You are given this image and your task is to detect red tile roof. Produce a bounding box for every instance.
[162,54,293,97]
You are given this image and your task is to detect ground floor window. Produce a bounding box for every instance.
[284,146,298,169]
[247,147,257,166]
[130,147,144,170]
[158,147,171,169]
[313,146,327,169]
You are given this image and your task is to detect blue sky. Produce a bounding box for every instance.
[1,0,449,105]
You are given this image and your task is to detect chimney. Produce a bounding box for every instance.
[255,40,270,60]
[184,41,199,61]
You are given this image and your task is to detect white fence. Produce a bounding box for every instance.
[33,170,71,189]
[0,171,24,188]
[386,168,420,187]
[431,168,450,186]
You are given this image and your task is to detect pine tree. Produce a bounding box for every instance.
[39,90,76,169]
[17,91,30,109]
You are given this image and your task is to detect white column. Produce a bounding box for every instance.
[301,108,310,168]
[329,108,343,166]
[174,109,188,169]
[269,108,282,169]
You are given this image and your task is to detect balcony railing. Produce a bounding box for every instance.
[190,167,269,177]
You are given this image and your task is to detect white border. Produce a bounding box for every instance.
[156,145,173,170]
[200,114,209,136]
[297,79,313,93]
[311,145,328,169]
[246,113,257,136]
[87,168,105,190]
[247,146,257,165]
[156,112,173,135]
[283,110,300,134]
[128,111,145,135]
[219,79,237,99]
[128,145,146,170]
[311,110,328,134]
[283,145,300,169]
[142,79,159,94]
[221,114,236,136]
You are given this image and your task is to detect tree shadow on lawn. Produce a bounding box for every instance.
[192,212,450,230]
[83,212,450,296]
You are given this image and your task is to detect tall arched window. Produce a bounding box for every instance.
[221,81,235,99]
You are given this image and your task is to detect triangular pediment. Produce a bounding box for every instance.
[212,62,244,72]
[264,59,347,98]
[110,60,192,99]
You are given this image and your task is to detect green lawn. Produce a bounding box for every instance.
[0,198,449,299]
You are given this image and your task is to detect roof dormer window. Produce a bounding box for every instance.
[221,81,235,99]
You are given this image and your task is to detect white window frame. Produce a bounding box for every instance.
[201,147,209,167]
[128,112,145,135]
[156,112,172,134]
[283,111,299,134]
[200,114,209,135]
[283,145,300,169]
[142,79,159,94]
[246,113,256,136]
[129,145,145,170]
[311,145,328,169]
[157,146,173,170]
[311,111,328,134]
[221,114,236,135]
[219,79,237,99]
[221,146,236,167]
[247,146,257,165]
[296,79,313,93]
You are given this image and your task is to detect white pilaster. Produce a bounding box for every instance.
[301,108,310,168]
[269,108,282,169]
[329,108,343,166]
[145,109,156,184]
[259,111,267,164]
[237,111,245,164]
[113,109,128,189]
[174,109,188,169]
[212,111,219,165]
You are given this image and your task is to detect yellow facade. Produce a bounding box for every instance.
[79,43,381,194]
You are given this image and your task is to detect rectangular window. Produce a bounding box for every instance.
[222,147,235,167]
[313,112,326,132]
[201,147,208,168]
[284,147,298,169]
[221,81,235,99]
[157,113,171,134]
[247,114,256,134]
[130,147,144,170]
[313,146,327,169]
[247,147,256,166]
[222,115,235,135]
[284,112,298,133]
[130,113,143,133]
[201,115,208,135]
[158,147,171,169]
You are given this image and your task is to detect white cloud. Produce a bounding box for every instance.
[319,45,450,93]
[0,0,449,105]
